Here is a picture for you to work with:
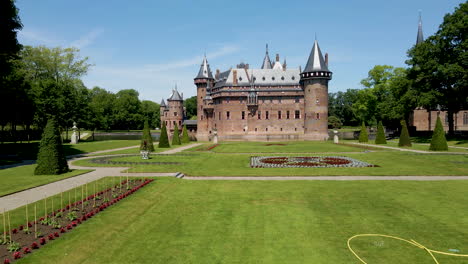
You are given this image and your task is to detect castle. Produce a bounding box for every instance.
[191,40,332,141]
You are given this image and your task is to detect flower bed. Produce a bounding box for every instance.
[250,156,377,168]
[0,179,153,263]
[196,144,219,151]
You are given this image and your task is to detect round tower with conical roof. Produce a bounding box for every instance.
[300,40,332,140]
[166,86,184,132]
[194,55,214,141]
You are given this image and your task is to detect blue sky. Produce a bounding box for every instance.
[16,0,464,102]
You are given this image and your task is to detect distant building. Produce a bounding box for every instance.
[409,14,468,131]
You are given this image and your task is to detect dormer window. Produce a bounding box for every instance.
[262,77,265,81]
[272,77,275,81]
[239,77,242,81]
[281,76,284,80]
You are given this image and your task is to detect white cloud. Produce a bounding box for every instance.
[70,28,104,49]
[18,28,62,46]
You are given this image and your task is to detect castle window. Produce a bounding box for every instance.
[173,121,176,125]
[280,128,283,131]
[226,111,230,120]
[295,110,300,119]
[295,128,297,131]
[295,98,299,103]
[316,113,320,119]
[316,98,319,105]
[266,128,268,131]
[292,76,295,80]
[258,111,261,120]
[262,77,265,81]
[253,77,256,81]
[165,113,167,117]
[239,77,242,81]
[242,111,245,120]
[266,111,269,120]
[279,98,282,103]
[174,112,177,116]
[286,111,290,119]
[255,128,257,132]
[464,112,468,125]
[272,77,275,81]
[278,111,282,119]
[281,76,284,80]
[179,121,181,126]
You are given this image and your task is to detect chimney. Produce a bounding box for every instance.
[276,53,279,62]
[181,92,183,99]
[325,53,328,67]
[216,69,220,79]
[233,70,238,85]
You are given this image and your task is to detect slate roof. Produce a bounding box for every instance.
[160,99,166,107]
[303,40,329,73]
[195,56,214,79]
[168,89,183,101]
[416,14,424,44]
[214,68,300,88]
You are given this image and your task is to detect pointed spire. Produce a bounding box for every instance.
[303,40,330,73]
[282,58,287,70]
[261,43,273,69]
[160,99,166,107]
[168,84,183,101]
[195,55,214,79]
[416,11,424,45]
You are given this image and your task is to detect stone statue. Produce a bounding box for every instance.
[70,122,79,144]
[213,129,218,144]
[333,130,339,144]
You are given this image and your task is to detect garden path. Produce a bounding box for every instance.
[0,143,202,212]
[351,142,467,154]
[183,176,468,181]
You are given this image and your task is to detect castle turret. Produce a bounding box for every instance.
[166,86,184,132]
[300,39,332,140]
[159,99,167,128]
[261,44,273,69]
[194,55,214,141]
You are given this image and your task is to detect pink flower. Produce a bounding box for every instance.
[40,237,46,245]
[13,252,21,259]
[4,258,10,264]
[31,242,39,249]
[23,247,31,254]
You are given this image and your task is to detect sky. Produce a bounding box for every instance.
[16,0,465,103]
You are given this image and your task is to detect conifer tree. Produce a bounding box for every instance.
[181,124,190,143]
[172,123,181,145]
[375,121,387,144]
[34,118,69,175]
[429,116,448,151]
[140,119,154,152]
[398,120,412,147]
[158,122,170,148]
[358,122,368,143]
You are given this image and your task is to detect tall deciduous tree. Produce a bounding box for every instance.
[184,96,197,120]
[407,2,468,135]
[0,0,22,78]
[113,89,143,130]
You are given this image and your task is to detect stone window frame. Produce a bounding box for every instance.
[266,111,269,120]
[295,110,300,119]
[258,111,262,120]
[242,111,245,120]
[286,110,290,119]
[278,111,282,119]
[226,111,230,120]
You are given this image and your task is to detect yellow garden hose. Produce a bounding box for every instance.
[347,234,468,264]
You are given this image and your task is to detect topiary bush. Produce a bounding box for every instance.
[375,121,387,144]
[429,116,448,151]
[34,118,69,175]
[358,122,368,143]
[158,122,170,148]
[140,119,155,152]
[398,120,412,147]
[181,124,190,143]
[172,123,181,145]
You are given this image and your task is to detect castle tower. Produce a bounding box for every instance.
[166,86,184,133]
[194,55,214,141]
[300,40,332,140]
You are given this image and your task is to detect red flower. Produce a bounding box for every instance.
[4,259,10,264]
[19,225,24,230]
[54,232,59,237]
[28,222,32,227]
[40,237,46,245]
[13,252,21,259]
[31,242,39,249]
[48,234,54,240]
[12,228,17,234]
[23,247,31,254]
[71,221,77,227]
[60,227,66,233]
[66,224,72,230]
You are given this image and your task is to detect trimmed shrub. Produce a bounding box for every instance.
[140,119,154,152]
[429,116,448,151]
[172,124,181,145]
[358,122,368,143]
[158,123,170,148]
[181,125,190,143]
[375,121,387,144]
[34,118,69,175]
[398,120,412,147]
[328,116,342,129]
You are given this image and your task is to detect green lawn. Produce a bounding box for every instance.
[0,165,92,196]
[73,150,468,176]
[0,140,140,160]
[193,141,368,153]
[383,140,468,152]
[87,142,188,156]
[16,178,468,263]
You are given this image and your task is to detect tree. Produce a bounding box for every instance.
[140,119,155,152]
[184,96,197,120]
[328,116,342,129]
[141,100,160,129]
[172,123,181,145]
[398,120,412,147]
[158,122,170,148]
[429,116,448,151]
[181,124,190,143]
[358,122,368,143]
[375,121,387,144]
[0,0,22,78]
[406,3,468,136]
[88,86,116,131]
[34,118,69,175]
[113,89,143,130]
[329,89,360,126]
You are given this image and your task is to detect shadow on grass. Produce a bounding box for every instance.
[0,142,87,161]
